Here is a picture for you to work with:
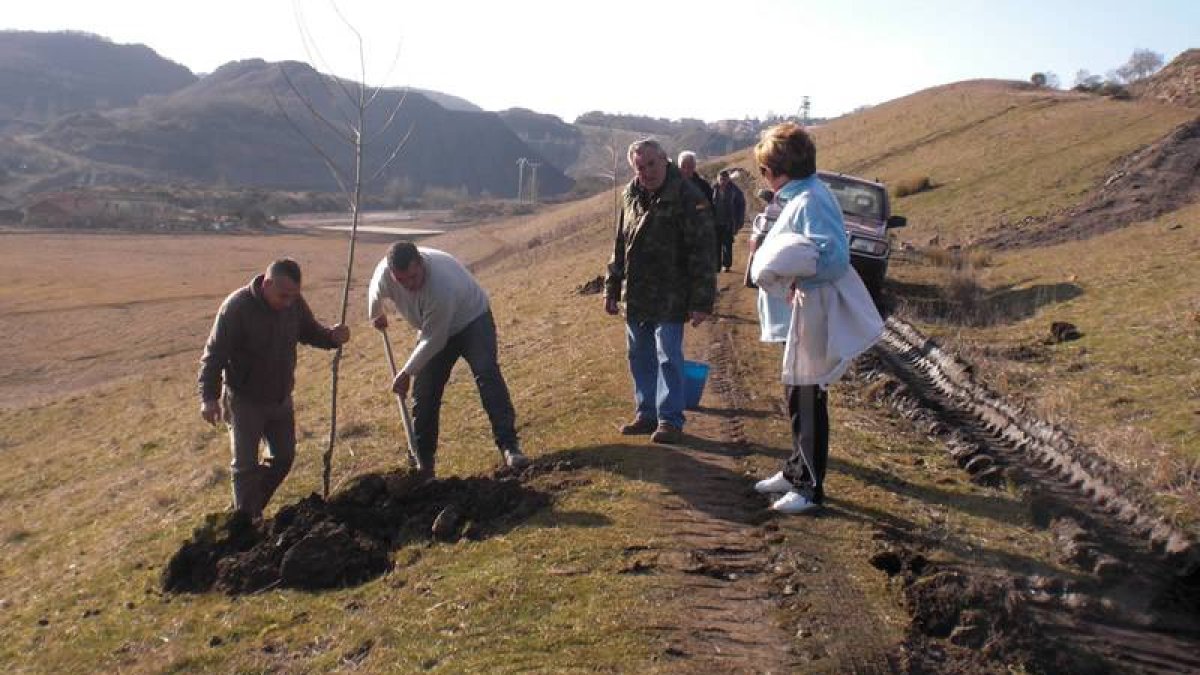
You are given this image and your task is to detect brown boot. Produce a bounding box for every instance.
[650,423,682,444]
[619,417,658,435]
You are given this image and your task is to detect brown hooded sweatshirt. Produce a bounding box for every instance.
[198,274,339,404]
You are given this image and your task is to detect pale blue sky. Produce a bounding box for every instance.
[4,0,1196,121]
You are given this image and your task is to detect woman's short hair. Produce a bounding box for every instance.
[754,122,816,180]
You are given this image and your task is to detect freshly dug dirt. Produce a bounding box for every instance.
[874,546,1105,674]
[982,116,1200,249]
[162,468,552,594]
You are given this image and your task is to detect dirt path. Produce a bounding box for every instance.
[629,272,895,673]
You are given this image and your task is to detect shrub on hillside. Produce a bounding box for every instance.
[1097,82,1132,100]
[893,176,934,198]
[1073,79,1131,100]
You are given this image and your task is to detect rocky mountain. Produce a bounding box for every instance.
[496,108,584,173]
[0,30,197,133]
[1132,48,1200,108]
[0,32,572,203]
[411,88,483,112]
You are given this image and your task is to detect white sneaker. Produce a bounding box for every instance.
[503,448,531,470]
[754,471,794,494]
[771,491,819,514]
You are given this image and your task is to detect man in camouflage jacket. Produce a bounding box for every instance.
[604,138,717,444]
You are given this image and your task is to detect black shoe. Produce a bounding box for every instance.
[619,417,657,435]
[650,423,682,444]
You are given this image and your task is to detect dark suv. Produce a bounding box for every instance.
[818,171,906,304]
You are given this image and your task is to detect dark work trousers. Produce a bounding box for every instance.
[411,311,518,471]
[782,384,829,503]
[223,387,296,518]
[715,224,734,271]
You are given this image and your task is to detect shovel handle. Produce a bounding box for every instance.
[379,327,419,468]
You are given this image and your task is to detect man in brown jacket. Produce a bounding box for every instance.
[198,258,350,518]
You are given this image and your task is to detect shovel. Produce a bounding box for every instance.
[380,327,420,469]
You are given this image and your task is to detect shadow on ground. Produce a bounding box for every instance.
[889,279,1082,327]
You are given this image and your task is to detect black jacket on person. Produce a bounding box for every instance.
[688,173,714,206]
[713,182,746,231]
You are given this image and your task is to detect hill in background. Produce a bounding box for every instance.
[0,30,196,133]
[1133,48,1200,108]
[0,32,572,207]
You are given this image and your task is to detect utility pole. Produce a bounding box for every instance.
[516,157,528,202]
[528,161,540,204]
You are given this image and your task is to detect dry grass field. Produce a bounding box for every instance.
[707,80,1199,525]
[0,201,1085,672]
[1,78,1197,672]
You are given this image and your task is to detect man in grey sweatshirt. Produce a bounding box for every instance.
[198,258,350,518]
[368,241,527,476]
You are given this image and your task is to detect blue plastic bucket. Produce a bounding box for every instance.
[683,360,710,410]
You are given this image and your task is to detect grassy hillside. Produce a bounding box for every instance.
[814,80,1199,519]
[0,199,671,671]
[815,80,1196,245]
[0,198,1084,671]
[2,76,1198,671]
[698,79,1198,519]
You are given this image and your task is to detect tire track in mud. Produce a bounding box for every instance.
[862,315,1200,673]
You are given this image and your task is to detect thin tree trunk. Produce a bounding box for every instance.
[322,102,366,498]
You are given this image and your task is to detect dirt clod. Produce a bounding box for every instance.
[1046,321,1082,344]
[576,275,604,295]
[869,550,904,576]
[431,505,462,541]
[162,469,551,594]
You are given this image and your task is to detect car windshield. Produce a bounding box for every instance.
[820,175,885,220]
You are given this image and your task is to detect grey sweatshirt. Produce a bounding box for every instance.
[367,248,490,376]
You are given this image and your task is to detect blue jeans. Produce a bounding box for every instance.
[411,311,518,470]
[625,319,686,429]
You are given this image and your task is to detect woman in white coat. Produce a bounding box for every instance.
[750,123,883,514]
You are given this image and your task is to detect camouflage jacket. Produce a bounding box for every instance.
[605,164,717,322]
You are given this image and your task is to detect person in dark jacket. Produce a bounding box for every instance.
[678,151,714,205]
[712,169,746,272]
[198,258,350,518]
[605,139,717,444]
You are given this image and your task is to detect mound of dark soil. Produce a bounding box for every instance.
[877,547,1104,674]
[162,469,552,594]
[983,116,1200,249]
